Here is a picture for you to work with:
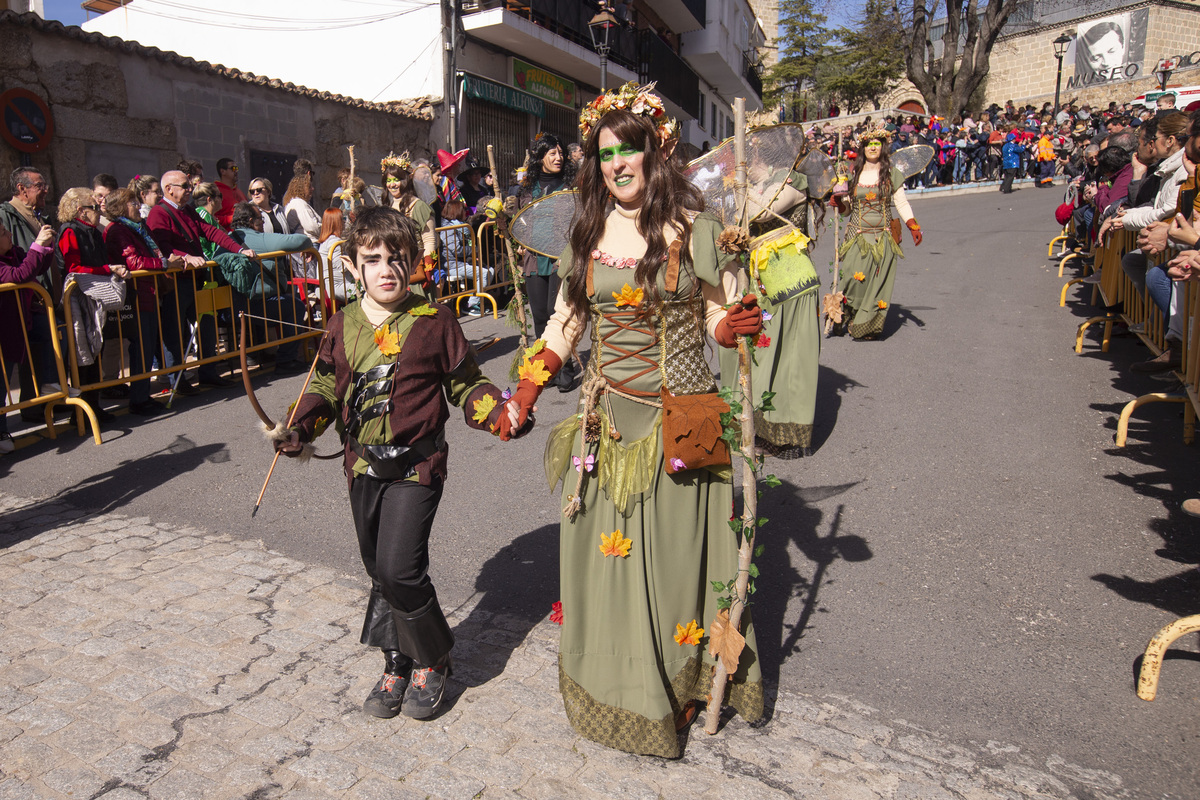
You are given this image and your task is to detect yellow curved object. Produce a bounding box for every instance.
[1048,234,1067,258]
[1076,315,1116,353]
[1137,614,1200,701]
[1060,277,1087,307]
[1058,252,1081,278]
[1115,393,1184,447]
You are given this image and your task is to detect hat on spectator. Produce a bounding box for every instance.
[437,148,470,173]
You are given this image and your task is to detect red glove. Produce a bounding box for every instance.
[715,294,763,349]
[496,349,562,441]
[907,219,922,247]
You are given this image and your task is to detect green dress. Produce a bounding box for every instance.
[836,166,905,339]
[720,170,821,457]
[544,212,763,758]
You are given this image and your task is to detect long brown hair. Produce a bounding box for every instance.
[848,141,894,200]
[566,109,703,324]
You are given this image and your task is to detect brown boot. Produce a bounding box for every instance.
[1130,342,1181,373]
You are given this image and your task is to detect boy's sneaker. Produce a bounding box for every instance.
[402,661,450,719]
[363,671,408,719]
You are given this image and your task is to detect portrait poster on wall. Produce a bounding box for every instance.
[1065,9,1149,90]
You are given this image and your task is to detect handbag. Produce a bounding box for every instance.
[889,217,902,245]
[661,387,731,474]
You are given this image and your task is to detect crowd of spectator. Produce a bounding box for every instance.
[801,94,1190,192]
[0,156,332,452]
[1058,100,1200,379]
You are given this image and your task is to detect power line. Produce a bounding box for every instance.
[113,0,435,32]
[370,35,439,101]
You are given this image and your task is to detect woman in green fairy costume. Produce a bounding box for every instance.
[497,83,765,757]
[720,145,823,457]
[833,129,923,340]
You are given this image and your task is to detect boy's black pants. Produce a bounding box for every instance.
[350,474,454,667]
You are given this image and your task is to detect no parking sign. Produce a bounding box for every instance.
[0,88,54,154]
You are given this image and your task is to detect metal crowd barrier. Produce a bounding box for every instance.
[58,247,332,436]
[0,281,101,446]
[1067,227,1194,446]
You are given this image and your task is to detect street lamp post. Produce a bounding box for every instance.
[1052,32,1072,117]
[588,7,617,93]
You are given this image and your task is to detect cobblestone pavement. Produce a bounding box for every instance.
[0,492,1134,800]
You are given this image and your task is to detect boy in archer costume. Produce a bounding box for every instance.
[273,206,530,719]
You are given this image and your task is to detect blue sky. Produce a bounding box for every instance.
[43,0,89,27]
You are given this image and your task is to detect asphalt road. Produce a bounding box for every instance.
[3,187,1197,797]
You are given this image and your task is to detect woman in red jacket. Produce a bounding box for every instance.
[104,188,183,416]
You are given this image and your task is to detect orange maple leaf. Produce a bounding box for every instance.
[707,608,746,673]
[517,357,551,387]
[853,271,865,282]
[612,283,643,308]
[674,619,704,646]
[374,324,402,356]
[599,529,632,558]
[877,300,889,310]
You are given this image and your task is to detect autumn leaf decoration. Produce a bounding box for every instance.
[613,283,643,308]
[374,323,402,356]
[523,339,546,360]
[853,271,866,282]
[408,303,438,317]
[312,417,330,438]
[707,608,746,672]
[517,357,551,387]
[865,191,877,201]
[472,393,497,424]
[673,619,704,647]
[877,300,889,310]
[599,529,632,558]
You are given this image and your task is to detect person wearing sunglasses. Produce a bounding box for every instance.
[214,157,247,228]
[247,177,287,235]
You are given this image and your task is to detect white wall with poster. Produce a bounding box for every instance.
[1065,8,1150,90]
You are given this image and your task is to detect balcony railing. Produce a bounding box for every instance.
[462,0,637,73]
[639,29,700,118]
[743,51,763,99]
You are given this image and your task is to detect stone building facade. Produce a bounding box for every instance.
[985,0,1200,110]
[0,11,432,203]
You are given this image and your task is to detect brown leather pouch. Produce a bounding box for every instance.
[661,388,731,474]
[890,217,902,244]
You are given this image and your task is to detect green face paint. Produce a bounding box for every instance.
[598,143,643,162]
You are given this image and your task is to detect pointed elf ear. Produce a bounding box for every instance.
[340,253,360,282]
[660,138,678,162]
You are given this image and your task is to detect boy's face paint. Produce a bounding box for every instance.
[343,242,413,310]
[597,129,646,209]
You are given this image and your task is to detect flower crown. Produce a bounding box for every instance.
[578,81,679,147]
[381,151,412,172]
[857,128,892,147]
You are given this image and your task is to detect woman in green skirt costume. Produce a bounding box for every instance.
[497,83,765,757]
[833,129,922,340]
[720,156,822,457]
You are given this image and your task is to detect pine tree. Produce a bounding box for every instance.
[818,0,906,112]
[763,0,832,121]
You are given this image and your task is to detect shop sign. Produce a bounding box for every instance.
[511,59,576,107]
[463,75,544,118]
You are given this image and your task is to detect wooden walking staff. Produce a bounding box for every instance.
[705,96,759,735]
[485,144,531,355]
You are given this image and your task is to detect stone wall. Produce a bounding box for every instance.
[985,0,1200,111]
[0,16,432,202]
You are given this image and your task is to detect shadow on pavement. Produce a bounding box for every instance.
[445,522,559,692]
[753,478,869,723]
[810,364,862,454]
[0,434,229,549]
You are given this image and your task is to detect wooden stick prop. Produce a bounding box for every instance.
[251,335,328,518]
[705,96,758,735]
[484,144,531,377]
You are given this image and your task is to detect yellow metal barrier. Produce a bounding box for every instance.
[0,281,100,446]
[57,247,332,435]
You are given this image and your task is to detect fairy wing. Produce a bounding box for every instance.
[683,123,810,225]
[891,145,935,181]
[796,149,836,199]
[412,161,437,205]
[509,189,578,259]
